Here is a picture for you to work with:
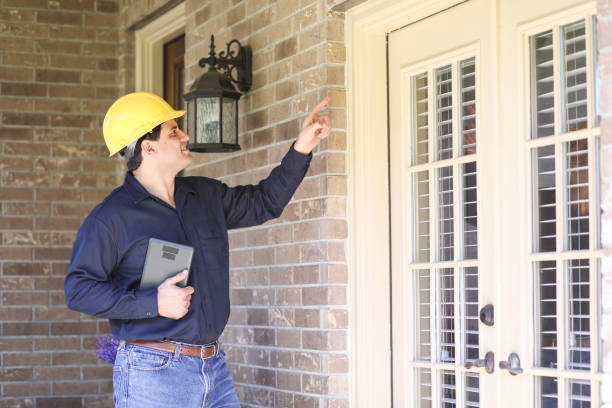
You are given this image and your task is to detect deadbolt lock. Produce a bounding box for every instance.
[479,304,494,326]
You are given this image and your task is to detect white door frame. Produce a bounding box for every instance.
[346,1,469,406]
[134,2,185,95]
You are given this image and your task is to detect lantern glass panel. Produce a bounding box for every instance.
[187,98,195,138]
[222,98,237,144]
[196,97,220,144]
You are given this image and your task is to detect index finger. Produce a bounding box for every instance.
[306,96,331,121]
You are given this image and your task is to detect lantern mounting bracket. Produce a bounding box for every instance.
[198,35,252,93]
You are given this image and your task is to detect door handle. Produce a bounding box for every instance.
[464,351,494,373]
[499,352,523,375]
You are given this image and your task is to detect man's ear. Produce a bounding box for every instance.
[141,139,157,155]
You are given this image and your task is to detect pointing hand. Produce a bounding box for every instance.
[294,96,331,154]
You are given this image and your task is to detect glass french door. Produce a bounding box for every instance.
[388,0,602,406]
[525,11,601,408]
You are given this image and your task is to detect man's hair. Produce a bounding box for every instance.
[119,124,161,171]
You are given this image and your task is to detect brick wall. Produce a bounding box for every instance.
[0,1,122,407]
[182,1,349,406]
[0,0,348,406]
[599,0,612,405]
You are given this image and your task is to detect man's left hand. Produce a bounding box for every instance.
[294,96,331,155]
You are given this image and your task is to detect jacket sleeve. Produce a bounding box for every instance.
[221,143,312,229]
[64,215,158,319]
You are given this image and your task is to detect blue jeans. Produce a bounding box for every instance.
[113,342,240,408]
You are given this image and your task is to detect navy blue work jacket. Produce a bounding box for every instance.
[64,145,311,345]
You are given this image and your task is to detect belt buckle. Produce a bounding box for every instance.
[200,342,217,359]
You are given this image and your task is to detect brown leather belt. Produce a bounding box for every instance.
[127,340,219,359]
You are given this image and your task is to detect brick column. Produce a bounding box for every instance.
[0,1,121,406]
[184,1,349,406]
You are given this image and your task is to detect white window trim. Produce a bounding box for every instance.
[134,2,186,96]
[346,1,469,406]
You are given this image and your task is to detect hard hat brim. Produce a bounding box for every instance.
[107,109,186,157]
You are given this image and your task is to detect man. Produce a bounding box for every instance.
[64,91,331,407]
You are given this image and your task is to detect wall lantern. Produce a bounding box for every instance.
[184,35,252,153]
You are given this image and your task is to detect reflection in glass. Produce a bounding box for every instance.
[534,145,556,252]
[465,372,480,408]
[187,99,195,138]
[413,73,429,165]
[562,20,588,132]
[537,261,557,368]
[196,97,220,143]
[566,139,589,250]
[436,65,453,160]
[416,269,431,360]
[441,370,456,408]
[438,166,454,261]
[540,376,559,408]
[415,171,430,263]
[464,267,479,362]
[569,379,591,407]
[417,368,432,408]
[460,58,476,155]
[592,16,599,127]
[568,259,590,370]
[463,162,477,259]
[530,30,555,138]
[439,268,455,363]
[222,99,236,144]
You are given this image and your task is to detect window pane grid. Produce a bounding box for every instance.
[566,139,589,251]
[436,65,453,160]
[417,368,433,407]
[568,259,590,371]
[409,57,479,407]
[416,269,432,360]
[464,267,479,362]
[464,373,480,408]
[536,261,558,368]
[440,370,456,408]
[562,20,588,132]
[439,268,455,363]
[415,171,431,263]
[460,58,476,155]
[529,18,599,407]
[463,162,478,259]
[539,376,559,407]
[591,16,599,127]
[534,145,557,252]
[438,166,454,261]
[530,30,555,138]
[414,73,430,165]
[569,379,591,407]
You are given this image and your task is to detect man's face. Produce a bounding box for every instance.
[155,119,193,172]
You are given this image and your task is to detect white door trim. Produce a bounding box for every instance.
[134,2,185,95]
[346,1,473,405]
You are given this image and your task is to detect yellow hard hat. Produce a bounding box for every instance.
[103,92,186,156]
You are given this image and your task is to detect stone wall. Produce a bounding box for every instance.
[181,0,349,406]
[0,0,122,407]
